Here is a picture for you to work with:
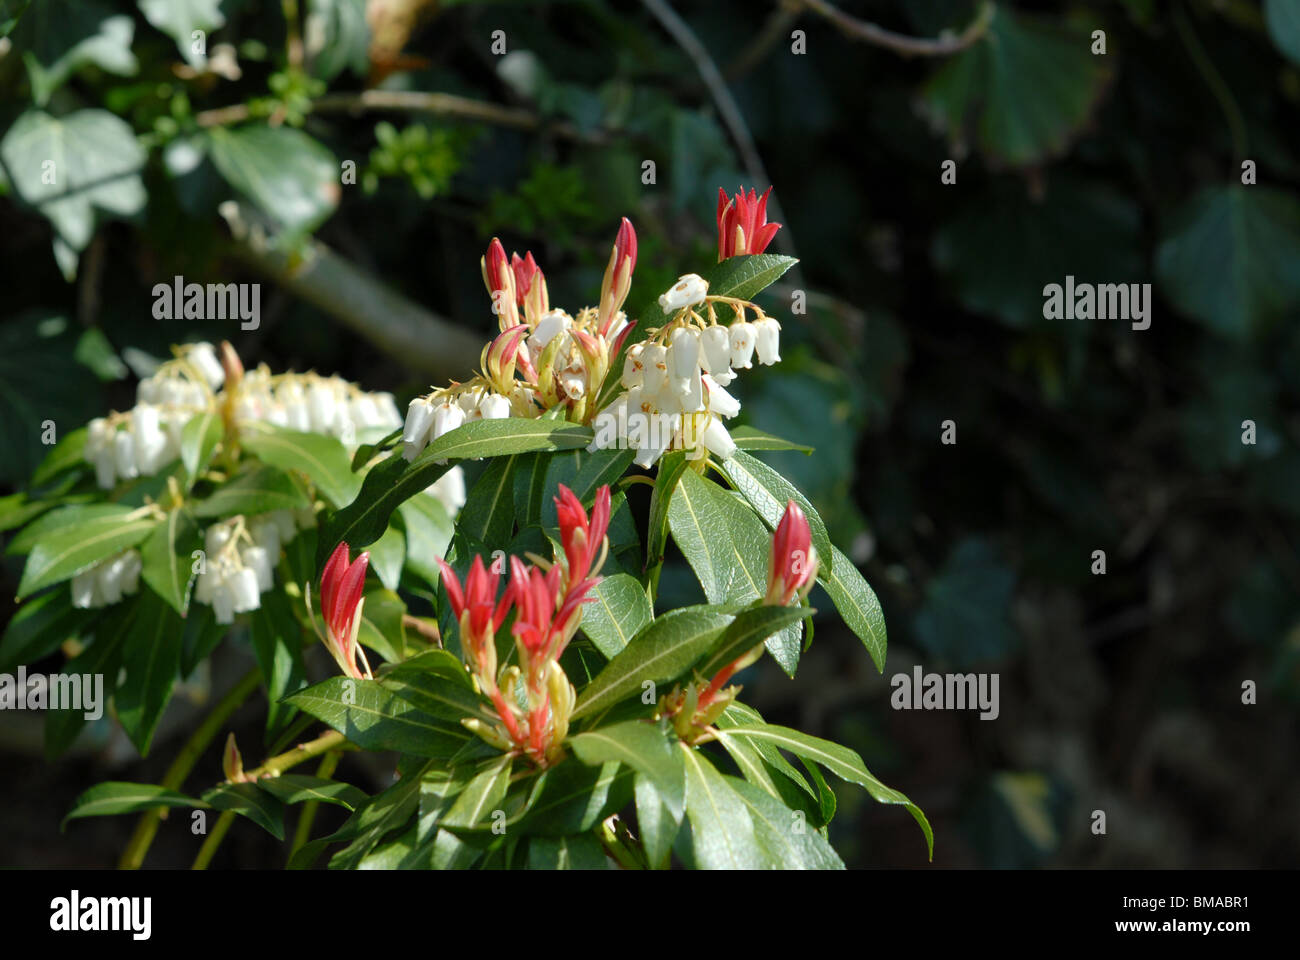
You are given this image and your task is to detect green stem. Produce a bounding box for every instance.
[191,811,236,870]
[288,750,341,863]
[119,667,261,870]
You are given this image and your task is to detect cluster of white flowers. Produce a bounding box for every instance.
[232,368,402,441]
[71,549,143,609]
[591,274,781,467]
[194,512,304,623]
[401,384,513,462]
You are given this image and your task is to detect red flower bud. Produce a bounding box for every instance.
[765,500,817,605]
[717,186,781,261]
[319,541,371,678]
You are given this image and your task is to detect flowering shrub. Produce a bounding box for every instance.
[7,189,930,869]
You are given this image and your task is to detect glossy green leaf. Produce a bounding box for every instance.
[727,775,844,869]
[441,755,512,830]
[287,677,473,757]
[202,782,286,840]
[241,425,360,507]
[248,588,307,733]
[31,426,88,486]
[697,604,812,679]
[140,507,200,616]
[6,502,132,556]
[718,450,831,562]
[116,586,184,755]
[458,454,517,548]
[13,1,137,106]
[677,744,760,869]
[581,573,651,658]
[0,587,94,672]
[569,719,684,818]
[356,586,407,664]
[17,511,158,599]
[44,608,129,758]
[634,774,679,869]
[256,774,367,811]
[192,465,309,519]
[729,425,813,455]
[817,544,887,671]
[720,723,933,859]
[63,782,204,827]
[368,524,405,591]
[397,495,453,588]
[528,833,608,869]
[180,408,221,483]
[572,606,734,721]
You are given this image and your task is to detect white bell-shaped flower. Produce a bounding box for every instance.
[640,344,668,395]
[478,393,511,420]
[229,567,262,613]
[700,417,737,460]
[621,344,644,389]
[212,581,236,624]
[530,310,572,354]
[754,317,781,365]
[71,569,97,609]
[402,397,435,461]
[700,326,732,377]
[704,375,741,418]
[189,342,225,389]
[729,321,756,370]
[658,274,708,313]
[669,327,701,381]
[113,431,139,480]
[241,545,274,592]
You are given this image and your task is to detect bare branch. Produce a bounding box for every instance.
[797,0,996,57]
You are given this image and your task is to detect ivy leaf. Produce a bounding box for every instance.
[922,7,1111,166]
[17,510,158,599]
[13,0,137,106]
[241,425,360,508]
[569,719,685,819]
[63,782,204,828]
[580,573,652,658]
[138,0,225,69]
[1155,186,1300,341]
[0,110,146,276]
[572,605,734,721]
[206,125,339,233]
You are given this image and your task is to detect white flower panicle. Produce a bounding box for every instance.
[71,549,143,609]
[401,386,512,462]
[590,274,782,467]
[194,512,301,624]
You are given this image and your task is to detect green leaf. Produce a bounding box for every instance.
[355,586,407,663]
[729,425,814,455]
[633,774,678,869]
[248,588,307,733]
[458,454,517,548]
[13,1,137,106]
[922,7,1110,167]
[677,744,760,869]
[368,524,405,591]
[305,0,369,80]
[572,606,734,721]
[202,782,286,840]
[193,464,310,519]
[17,511,158,599]
[0,587,94,672]
[646,451,689,572]
[569,719,684,819]
[668,469,802,674]
[256,774,367,811]
[581,573,652,658]
[718,449,831,562]
[116,586,184,755]
[6,502,133,556]
[528,833,608,869]
[397,495,453,588]
[0,109,145,274]
[697,604,812,680]
[138,0,225,69]
[241,425,361,508]
[1,1,31,38]
[45,609,129,758]
[512,452,550,527]
[1266,0,1300,65]
[31,426,88,486]
[726,775,844,869]
[511,760,632,836]
[817,545,887,672]
[441,755,512,830]
[720,723,933,859]
[63,782,204,827]
[319,760,429,869]
[180,601,225,677]
[287,677,474,757]
[140,507,200,616]
[319,420,591,568]
[540,447,634,527]
[350,426,401,471]
[1155,186,1300,341]
[180,408,222,483]
[206,125,339,233]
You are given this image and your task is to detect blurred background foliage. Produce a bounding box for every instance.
[1,0,1299,868]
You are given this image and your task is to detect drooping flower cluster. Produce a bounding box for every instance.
[399,220,640,462]
[195,512,309,623]
[434,484,611,767]
[399,188,785,470]
[71,549,143,609]
[659,500,813,743]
